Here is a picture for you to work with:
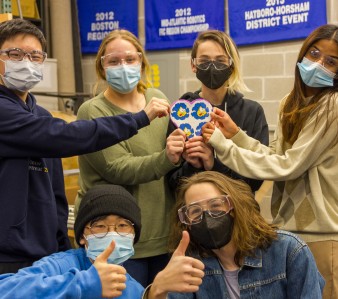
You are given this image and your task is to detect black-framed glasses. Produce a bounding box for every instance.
[306,48,338,73]
[192,56,232,71]
[85,218,134,238]
[178,195,233,225]
[0,48,47,64]
[101,51,142,68]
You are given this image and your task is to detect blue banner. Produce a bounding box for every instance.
[229,0,327,46]
[76,0,138,54]
[145,0,224,50]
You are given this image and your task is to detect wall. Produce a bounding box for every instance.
[79,0,337,219]
[82,0,337,135]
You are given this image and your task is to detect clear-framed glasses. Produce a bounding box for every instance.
[178,195,233,225]
[192,56,232,71]
[86,218,134,238]
[101,51,142,68]
[0,47,47,64]
[306,48,338,73]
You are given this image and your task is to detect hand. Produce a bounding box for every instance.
[93,240,127,298]
[210,107,239,138]
[144,97,170,121]
[201,122,216,143]
[166,129,186,164]
[185,136,214,170]
[182,148,203,169]
[148,231,205,299]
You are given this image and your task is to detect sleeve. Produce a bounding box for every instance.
[209,101,338,181]
[78,99,176,185]
[0,100,149,158]
[52,158,72,252]
[286,245,325,298]
[0,258,102,299]
[81,140,175,185]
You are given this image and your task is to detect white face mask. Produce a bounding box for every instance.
[1,59,43,92]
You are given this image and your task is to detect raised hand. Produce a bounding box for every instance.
[184,136,214,170]
[210,107,239,138]
[93,240,127,298]
[201,122,216,143]
[166,128,187,164]
[148,231,205,299]
[144,97,171,121]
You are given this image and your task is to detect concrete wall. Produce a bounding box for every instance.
[79,0,337,219]
[82,0,337,135]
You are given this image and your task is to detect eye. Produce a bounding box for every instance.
[324,56,338,67]
[92,224,107,230]
[309,49,321,59]
[187,205,202,218]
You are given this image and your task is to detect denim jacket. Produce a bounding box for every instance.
[168,231,324,299]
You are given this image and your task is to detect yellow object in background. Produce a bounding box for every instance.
[11,0,40,19]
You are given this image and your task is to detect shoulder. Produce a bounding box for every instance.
[270,230,309,260]
[77,92,110,119]
[228,91,264,112]
[145,88,168,101]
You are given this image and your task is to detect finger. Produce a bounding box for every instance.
[212,107,225,117]
[96,240,115,263]
[172,231,190,257]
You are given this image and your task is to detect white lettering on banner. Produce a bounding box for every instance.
[87,31,110,41]
[159,7,209,37]
[244,1,310,31]
[91,21,119,31]
[86,11,119,42]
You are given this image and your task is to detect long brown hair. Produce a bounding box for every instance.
[282,24,338,145]
[94,29,151,95]
[168,171,278,265]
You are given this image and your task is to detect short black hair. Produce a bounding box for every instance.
[0,18,46,50]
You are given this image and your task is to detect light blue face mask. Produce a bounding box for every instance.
[297,57,335,88]
[1,59,43,92]
[105,64,141,94]
[85,232,135,265]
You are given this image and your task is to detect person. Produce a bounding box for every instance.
[0,184,205,299]
[147,171,324,298]
[0,19,170,274]
[202,24,338,299]
[75,29,186,287]
[167,30,269,192]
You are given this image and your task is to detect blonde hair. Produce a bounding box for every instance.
[191,30,250,94]
[169,171,278,265]
[93,29,151,95]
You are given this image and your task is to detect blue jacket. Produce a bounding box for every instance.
[168,231,324,299]
[0,248,144,298]
[0,85,149,263]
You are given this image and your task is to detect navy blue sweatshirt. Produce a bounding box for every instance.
[167,90,269,192]
[0,85,149,263]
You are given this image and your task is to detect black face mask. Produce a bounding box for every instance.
[196,63,233,89]
[189,212,234,249]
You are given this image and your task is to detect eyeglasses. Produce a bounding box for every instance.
[85,218,134,238]
[306,48,338,73]
[101,51,142,68]
[0,48,47,64]
[192,56,232,71]
[178,195,233,225]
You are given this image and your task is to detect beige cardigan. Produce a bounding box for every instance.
[209,93,338,243]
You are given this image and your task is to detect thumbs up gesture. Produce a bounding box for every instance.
[147,231,205,299]
[93,240,127,298]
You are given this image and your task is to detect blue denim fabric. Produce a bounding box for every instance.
[168,231,325,299]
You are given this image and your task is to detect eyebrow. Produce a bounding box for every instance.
[311,46,338,60]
